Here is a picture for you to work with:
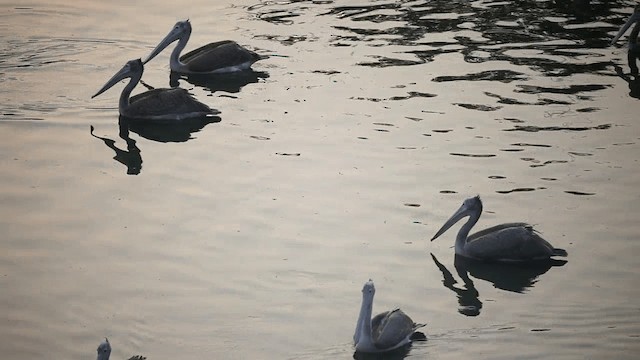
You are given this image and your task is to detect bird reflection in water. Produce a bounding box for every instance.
[614,64,640,99]
[91,114,220,174]
[169,70,269,94]
[430,253,566,317]
[90,123,141,175]
[352,344,412,360]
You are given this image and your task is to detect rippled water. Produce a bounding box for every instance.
[1,0,639,359]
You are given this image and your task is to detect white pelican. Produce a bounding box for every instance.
[353,280,426,353]
[92,59,219,121]
[611,5,640,74]
[431,196,567,262]
[96,338,145,360]
[143,20,265,74]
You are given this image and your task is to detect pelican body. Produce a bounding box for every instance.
[96,338,145,360]
[92,59,219,121]
[143,20,265,74]
[431,196,567,262]
[611,5,640,74]
[354,280,425,353]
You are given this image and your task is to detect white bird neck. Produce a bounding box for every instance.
[354,292,375,348]
[455,210,481,256]
[170,33,190,72]
[119,71,142,114]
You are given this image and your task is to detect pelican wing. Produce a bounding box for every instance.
[371,309,420,350]
[180,41,260,73]
[127,88,213,119]
[466,223,558,261]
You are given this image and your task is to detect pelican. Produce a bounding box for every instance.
[353,280,426,353]
[431,196,567,262]
[96,338,145,360]
[610,5,640,74]
[143,20,265,74]
[92,59,219,121]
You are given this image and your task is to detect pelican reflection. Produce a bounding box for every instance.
[169,70,269,93]
[430,253,566,317]
[90,124,142,175]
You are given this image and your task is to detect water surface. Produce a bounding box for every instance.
[1,0,639,359]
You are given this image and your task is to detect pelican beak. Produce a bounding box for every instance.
[611,11,640,45]
[431,203,469,241]
[92,63,132,98]
[143,26,183,65]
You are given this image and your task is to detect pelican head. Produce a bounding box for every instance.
[96,338,111,360]
[92,59,143,98]
[143,19,192,65]
[431,195,482,241]
[362,279,375,297]
[611,5,640,45]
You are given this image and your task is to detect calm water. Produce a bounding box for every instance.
[1,0,639,359]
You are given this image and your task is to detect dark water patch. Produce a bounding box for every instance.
[496,188,537,194]
[576,107,600,112]
[504,124,611,132]
[612,142,635,146]
[515,84,611,95]
[433,70,528,83]
[484,92,572,106]
[565,190,595,196]
[454,103,503,111]
[350,96,382,102]
[312,70,341,75]
[489,175,506,179]
[501,118,526,123]
[512,143,552,148]
[404,203,420,207]
[450,153,496,158]
[275,152,301,156]
[389,91,437,101]
[568,151,592,156]
[357,56,425,68]
[530,160,568,168]
[405,116,423,122]
[254,34,310,46]
[250,135,270,141]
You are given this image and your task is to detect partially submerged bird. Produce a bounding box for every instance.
[143,20,265,74]
[353,280,425,353]
[92,59,219,121]
[610,5,640,74]
[96,338,145,360]
[431,196,567,262]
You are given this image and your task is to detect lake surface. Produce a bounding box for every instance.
[1,0,639,359]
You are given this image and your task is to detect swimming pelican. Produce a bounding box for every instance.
[353,280,426,353]
[96,338,145,360]
[92,59,219,121]
[143,20,265,74]
[610,5,640,74]
[431,196,567,262]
